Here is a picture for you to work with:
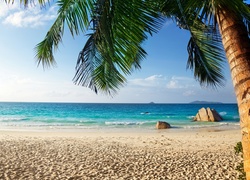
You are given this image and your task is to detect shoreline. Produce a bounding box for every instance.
[0,127,242,179]
[0,121,240,133]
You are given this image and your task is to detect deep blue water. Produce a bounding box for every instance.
[0,102,240,130]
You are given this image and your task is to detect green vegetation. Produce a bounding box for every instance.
[235,142,246,180]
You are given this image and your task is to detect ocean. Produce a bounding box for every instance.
[0,102,240,131]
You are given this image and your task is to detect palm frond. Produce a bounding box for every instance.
[161,0,226,88]
[184,0,250,36]
[73,32,128,96]
[35,18,64,67]
[73,0,164,95]
[73,34,101,94]
[4,0,49,7]
[187,27,226,88]
[181,0,250,87]
[35,0,93,68]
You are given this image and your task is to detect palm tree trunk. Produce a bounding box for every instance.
[216,7,250,179]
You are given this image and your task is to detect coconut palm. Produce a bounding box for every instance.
[166,1,250,178]
[7,0,250,178]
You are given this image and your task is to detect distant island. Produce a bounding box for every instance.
[189,101,223,104]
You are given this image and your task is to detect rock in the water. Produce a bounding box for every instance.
[193,107,222,122]
[156,121,171,129]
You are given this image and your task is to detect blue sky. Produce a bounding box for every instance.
[0,2,236,103]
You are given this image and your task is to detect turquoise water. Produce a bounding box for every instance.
[0,102,240,130]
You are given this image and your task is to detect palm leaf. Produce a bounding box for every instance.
[161,0,226,88]
[5,0,49,7]
[73,0,164,95]
[35,0,93,68]
[182,0,250,87]
[73,34,100,93]
[186,27,226,88]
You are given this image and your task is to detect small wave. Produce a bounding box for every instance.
[79,120,97,124]
[233,115,240,120]
[0,117,26,122]
[219,111,227,116]
[187,116,195,120]
[105,121,152,126]
[140,112,150,115]
[105,121,142,126]
[219,122,240,126]
[182,122,240,129]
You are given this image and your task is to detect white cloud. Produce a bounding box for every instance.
[0,71,236,103]
[0,1,57,28]
[166,76,195,89]
[129,75,197,90]
[129,75,166,87]
[0,2,19,18]
[145,75,163,81]
[164,19,173,27]
[166,79,181,89]
[183,90,196,96]
[16,77,33,84]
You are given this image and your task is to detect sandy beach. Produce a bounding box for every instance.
[0,128,242,180]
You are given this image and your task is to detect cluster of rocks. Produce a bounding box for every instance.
[193,107,222,122]
[156,107,222,129]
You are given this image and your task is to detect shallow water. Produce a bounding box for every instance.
[0,102,239,131]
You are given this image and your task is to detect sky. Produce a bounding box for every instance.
[0,2,237,103]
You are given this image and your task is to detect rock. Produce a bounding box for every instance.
[156,121,171,129]
[196,107,208,121]
[193,107,222,122]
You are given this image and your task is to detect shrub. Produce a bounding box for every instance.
[234,142,246,180]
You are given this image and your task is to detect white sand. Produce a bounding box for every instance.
[0,128,242,179]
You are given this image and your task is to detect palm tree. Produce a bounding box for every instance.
[8,0,250,178]
[167,1,250,178]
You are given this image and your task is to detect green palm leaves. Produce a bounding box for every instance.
[186,27,226,88]
[35,0,163,95]
[35,0,93,67]
[162,0,226,88]
[34,0,250,95]
[182,0,250,88]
